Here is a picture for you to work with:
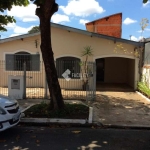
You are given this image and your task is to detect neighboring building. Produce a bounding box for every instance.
[144,38,150,65]
[85,13,122,38]
[142,38,150,87]
[0,23,143,91]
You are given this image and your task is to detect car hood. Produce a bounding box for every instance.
[0,94,17,107]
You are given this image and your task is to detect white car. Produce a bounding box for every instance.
[0,94,21,131]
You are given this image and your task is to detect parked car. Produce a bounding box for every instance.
[0,94,21,131]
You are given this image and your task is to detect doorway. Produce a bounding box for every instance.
[96,58,105,82]
[96,57,136,92]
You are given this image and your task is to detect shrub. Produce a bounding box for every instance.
[138,82,150,98]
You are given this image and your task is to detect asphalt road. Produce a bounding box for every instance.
[0,125,150,150]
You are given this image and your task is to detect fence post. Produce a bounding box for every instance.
[93,62,96,100]
[44,73,48,99]
[23,62,26,99]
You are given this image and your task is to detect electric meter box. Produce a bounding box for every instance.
[8,75,24,99]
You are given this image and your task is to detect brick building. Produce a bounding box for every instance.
[85,13,122,38]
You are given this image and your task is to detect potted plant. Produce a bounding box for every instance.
[80,46,93,91]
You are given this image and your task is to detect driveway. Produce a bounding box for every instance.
[90,91,150,126]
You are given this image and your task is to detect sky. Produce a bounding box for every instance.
[1,0,150,41]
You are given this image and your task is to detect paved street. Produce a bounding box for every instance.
[0,126,150,150]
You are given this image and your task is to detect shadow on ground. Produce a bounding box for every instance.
[89,91,150,126]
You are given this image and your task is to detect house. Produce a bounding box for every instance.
[0,22,144,93]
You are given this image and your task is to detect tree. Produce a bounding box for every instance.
[80,46,93,90]
[140,18,149,38]
[143,0,148,3]
[0,0,64,110]
[34,0,64,110]
[28,26,40,34]
[0,0,29,31]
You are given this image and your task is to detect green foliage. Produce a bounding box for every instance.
[28,26,40,34]
[24,102,89,119]
[81,46,93,57]
[140,18,149,37]
[33,0,45,6]
[80,46,93,85]
[0,0,29,11]
[138,82,150,97]
[143,0,148,3]
[140,18,149,31]
[0,0,29,31]
[0,15,16,31]
[0,0,48,31]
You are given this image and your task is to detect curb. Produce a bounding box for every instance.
[20,118,87,124]
[19,120,150,130]
[102,124,150,130]
[20,106,93,125]
[19,121,96,128]
[21,104,35,113]
[136,91,150,102]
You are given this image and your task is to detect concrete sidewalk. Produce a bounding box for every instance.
[18,91,150,128]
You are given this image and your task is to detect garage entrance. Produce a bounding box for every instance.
[96,57,136,92]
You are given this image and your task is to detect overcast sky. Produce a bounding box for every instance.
[1,0,150,41]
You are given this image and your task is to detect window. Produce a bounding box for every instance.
[6,52,40,71]
[56,57,80,78]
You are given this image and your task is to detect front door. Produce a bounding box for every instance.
[96,58,105,82]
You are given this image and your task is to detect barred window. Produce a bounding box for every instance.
[56,57,80,78]
[5,52,40,71]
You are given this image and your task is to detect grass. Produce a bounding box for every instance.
[24,102,89,119]
[138,82,150,98]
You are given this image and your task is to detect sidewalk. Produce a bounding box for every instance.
[18,91,150,128]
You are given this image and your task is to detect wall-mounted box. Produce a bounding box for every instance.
[11,79,20,89]
[8,75,24,99]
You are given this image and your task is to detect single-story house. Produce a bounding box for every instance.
[0,23,144,91]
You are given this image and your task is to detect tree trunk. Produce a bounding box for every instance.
[36,0,64,110]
